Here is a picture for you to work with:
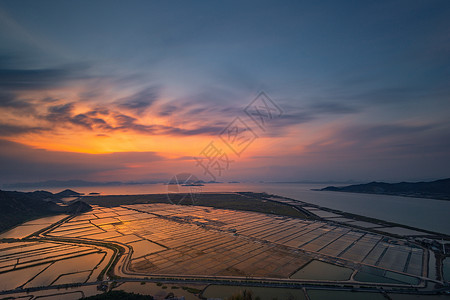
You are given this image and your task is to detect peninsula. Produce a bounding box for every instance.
[318,178,450,200]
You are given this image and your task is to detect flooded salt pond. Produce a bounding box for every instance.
[0,238,110,290]
[354,265,419,285]
[376,226,427,236]
[307,290,385,300]
[87,248,114,281]
[429,251,437,280]
[0,214,68,239]
[86,231,122,240]
[202,285,307,300]
[32,291,85,300]
[52,270,92,285]
[5,285,100,299]
[0,241,35,250]
[23,252,105,288]
[0,263,51,291]
[128,239,166,258]
[389,294,450,299]
[25,215,69,225]
[443,258,450,281]
[290,260,353,281]
[111,234,142,244]
[0,224,52,239]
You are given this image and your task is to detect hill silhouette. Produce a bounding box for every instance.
[0,189,91,234]
[319,178,450,200]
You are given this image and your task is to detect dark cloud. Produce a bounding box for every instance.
[0,92,41,116]
[71,113,110,130]
[165,125,224,136]
[117,86,159,114]
[114,113,137,127]
[292,122,450,181]
[21,99,227,137]
[39,103,114,131]
[186,107,208,115]
[39,97,60,104]
[308,102,360,114]
[112,113,157,134]
[0,123,48,136]
[0,68,68,90]
[112,112,223,136]
[0,57,88,91]
[0,54,232,137]
[253,101,360,137]
[157,104,177,117]
[0,92,25,108]
[340,123,436,141]
[48,102,74,114]
[351,86,433,105]
[304,122,444,157]
[313,82,450,109]
[45,103,74,123]
[85,108,110,116]
[263,111,315,136]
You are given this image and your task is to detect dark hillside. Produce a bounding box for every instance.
[319,178,450,200]
[0,190,91,233]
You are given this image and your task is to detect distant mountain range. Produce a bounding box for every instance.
[0,189,91,234]
[1,180,163,189]
[318,178,450,200]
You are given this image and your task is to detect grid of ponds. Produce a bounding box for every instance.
[0,203,428,294]
[0,240,112,291]
[132,204,424,277]
[46,204,425,280]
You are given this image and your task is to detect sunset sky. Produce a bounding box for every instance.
[0,0,449,185]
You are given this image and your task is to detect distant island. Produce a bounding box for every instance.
[317,178,450,200]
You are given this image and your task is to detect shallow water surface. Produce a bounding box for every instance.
[443,258,450,282]
[0,214,68,238]
[31,182,450,235]
[290,260,353,281]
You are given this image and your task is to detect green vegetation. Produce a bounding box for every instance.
[83,193,308,219]
[181,286,202,294]
[227,290,260,300]
[82,290,153,299]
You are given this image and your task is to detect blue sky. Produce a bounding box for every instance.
[0,0,449,184]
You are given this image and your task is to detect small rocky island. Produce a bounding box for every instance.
[317,178,450,200]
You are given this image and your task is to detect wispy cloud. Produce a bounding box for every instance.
[0,123,48,136]
[0,57,89,91]
[304,122,445,157]
[116,86,160,114]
